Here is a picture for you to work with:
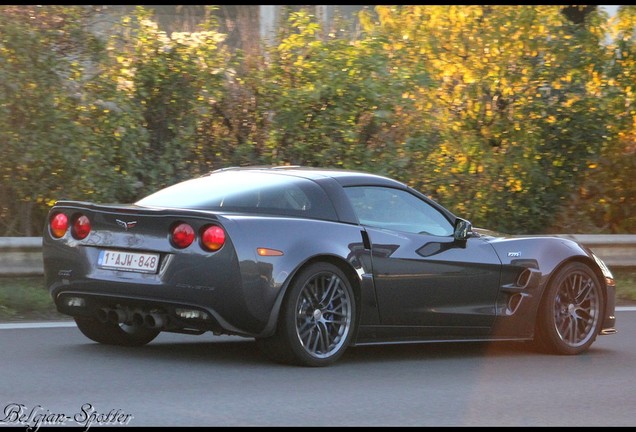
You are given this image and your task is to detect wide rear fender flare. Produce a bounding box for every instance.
[255,253,364,338]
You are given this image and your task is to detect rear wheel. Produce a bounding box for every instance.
[74,317,160,347]
[533,262,603,355]
[256,262,356,367]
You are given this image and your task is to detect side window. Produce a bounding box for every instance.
[344,186,453,236]
[254,185,312,212]
[220,181,336,220]
[137,172,338,221]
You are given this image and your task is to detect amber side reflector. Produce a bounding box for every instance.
[257,248,284,256]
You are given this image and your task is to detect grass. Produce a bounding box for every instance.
[612,268,636,305]
[0,276,67,321]
[1,269,635,322]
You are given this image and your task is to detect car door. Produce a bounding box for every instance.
[344,186,502,334]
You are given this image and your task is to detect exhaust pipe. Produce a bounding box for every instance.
[144,312,166,329]
[131,311,145,326]
[107,309,129,325]
[97,308,130,325]
[98,308,166,329]
[97,308,109,323]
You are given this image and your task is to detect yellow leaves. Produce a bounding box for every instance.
[442,63,456,78]
[562,95,580,108]
[358,9,375,31]
[293,55,305,68]
[469,163,484,175]
[507,177,523,192]
[623,85,633,98]
[455,151,468,166]
[585,70,605,96]
[463,69,476,84]
[502,85,515,97]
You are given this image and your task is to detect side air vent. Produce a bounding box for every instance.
[516,268,532,289]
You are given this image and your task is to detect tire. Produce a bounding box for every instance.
[256,262,356,367]
[74,317,160,347]
[533,262,603,355]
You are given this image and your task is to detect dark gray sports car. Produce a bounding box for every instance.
[43,166,617,366]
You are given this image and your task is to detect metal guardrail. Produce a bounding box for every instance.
[0,235,634,277]
[554,234,636,268]
[0,237,45,277]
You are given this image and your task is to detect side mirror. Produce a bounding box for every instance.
[453,218,472,241]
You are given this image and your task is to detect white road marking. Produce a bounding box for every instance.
[0,321,76,329]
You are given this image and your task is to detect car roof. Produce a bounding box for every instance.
[209,166,407,188]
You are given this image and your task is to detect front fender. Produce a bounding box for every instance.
[488,235,593,272]
[486,235,599,339]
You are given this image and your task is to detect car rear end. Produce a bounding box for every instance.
[43,201,261,337]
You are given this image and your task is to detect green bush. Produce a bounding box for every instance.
[1,5,635,236]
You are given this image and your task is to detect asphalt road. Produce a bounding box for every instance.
[1,308,635,427]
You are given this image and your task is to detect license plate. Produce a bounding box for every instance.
[98,250,160,274]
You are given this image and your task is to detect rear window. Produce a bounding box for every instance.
[136,171,338,221]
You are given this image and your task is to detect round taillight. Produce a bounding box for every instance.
[72,214,91,240]
[171,223,195,248]
[50,213,69,238]
[201,225,225,252]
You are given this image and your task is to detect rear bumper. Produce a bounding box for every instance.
[54,290,247,335]
[44,235,279,337]
[50,276,271,338]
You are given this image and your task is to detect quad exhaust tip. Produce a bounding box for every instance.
[97,307,167,329]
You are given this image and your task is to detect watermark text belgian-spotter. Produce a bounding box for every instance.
[0,403,133,431]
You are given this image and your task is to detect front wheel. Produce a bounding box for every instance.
[256,262,356,367]
[533,262,603,355]
[74,317,160,347]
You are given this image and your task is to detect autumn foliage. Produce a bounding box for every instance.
[1,5,634,236]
